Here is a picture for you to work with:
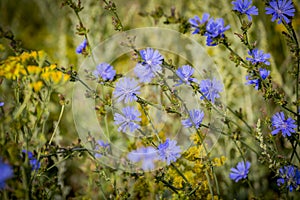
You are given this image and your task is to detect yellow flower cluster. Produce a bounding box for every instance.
[168,133,226,199]
[0,51,69,92]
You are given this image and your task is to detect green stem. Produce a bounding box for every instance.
[21,166,30,200]
[233,140,246,163]
[158,178,179,194]
[13,91,32,119]
[205,170,214,199]
[226,106,252,131]
[102,0,124,31]
[283,22,300,161]
[221,42,247,66]
[138,102,161,142]
[48,105,65,145]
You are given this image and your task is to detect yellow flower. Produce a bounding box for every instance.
[41,64,69,84]
[212,156,226,167]
[0,51,69,91]
[206,194,220,200]
[190,132,206,145]
[184,145,206,161]
[138,104,149,126]
[31,81,43,92]
[27,65,42,75]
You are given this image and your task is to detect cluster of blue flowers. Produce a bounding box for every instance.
[246,68,270,90]
[189,13,230,46]
[96,47,224,170]
[245,49,271,90]
[221,0,297,186]
[232,0,295,24]
[175,64,223,103]
[127,138,181,170]
[0,151,40,190]
[277,165,300,192]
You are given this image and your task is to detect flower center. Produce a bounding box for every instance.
[147,60,152,65]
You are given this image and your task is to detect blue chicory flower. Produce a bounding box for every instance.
[259,68,270,80]
[158,138,181,165]
[114,106,141,133]
[277,165,300,192]
[175,65,197,86]
[246,49,271,65]
[93,62,116,81]
[229,161,251,182]
[265,0,295,24]
[246,68,270,90]
[134,48,163,83]
[22,150,40,171]
[0,159,13,189]
[76,39,88,54]
[113,77,141,103]
[199,78,223,103]
[0,102,4,107]
[189,13,210,34]
[94,140,110,158]
[204,18,230,46]
[271,111,297,137]
[182,109,205,129]
[246,76,260,90]
[232,0,258,21]
[127,146,158,171]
